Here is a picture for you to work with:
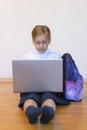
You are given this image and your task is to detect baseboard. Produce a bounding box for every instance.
[84,79,87,83]
[0,78,87,84]
[0,78,13,84]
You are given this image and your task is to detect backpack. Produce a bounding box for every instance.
[62,53,84,101]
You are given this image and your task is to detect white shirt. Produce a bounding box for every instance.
[22,49,61,60]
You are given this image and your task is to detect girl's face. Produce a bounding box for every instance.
[33,34,50,54]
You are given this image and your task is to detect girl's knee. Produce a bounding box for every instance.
[41,99,56,111]
[23,99,38,112]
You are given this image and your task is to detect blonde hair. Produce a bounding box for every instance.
[32,25,51,41]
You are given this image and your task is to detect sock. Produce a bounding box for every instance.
[26,106,42,124]
[40,106,55,124]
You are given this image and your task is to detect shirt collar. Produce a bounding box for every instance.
[35,49,49,58]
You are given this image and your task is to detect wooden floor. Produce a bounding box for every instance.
[0,79,87,130]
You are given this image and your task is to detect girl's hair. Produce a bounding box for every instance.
[32,25,51,41]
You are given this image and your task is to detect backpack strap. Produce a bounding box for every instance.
[62,53,68,98]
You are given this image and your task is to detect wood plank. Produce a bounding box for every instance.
[0,80,87,130]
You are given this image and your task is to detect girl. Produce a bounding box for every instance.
[19,25,69,124]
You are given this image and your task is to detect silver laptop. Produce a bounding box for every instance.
[12,60,63,93]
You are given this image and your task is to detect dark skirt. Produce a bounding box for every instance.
[19,92,70,108]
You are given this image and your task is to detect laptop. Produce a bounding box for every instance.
[12,60,63,93]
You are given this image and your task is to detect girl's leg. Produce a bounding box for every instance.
[23,99,42,124]
[23,99,38,112]
[40,99,56,124]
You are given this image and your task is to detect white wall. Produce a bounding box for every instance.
[0,0,87,78]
